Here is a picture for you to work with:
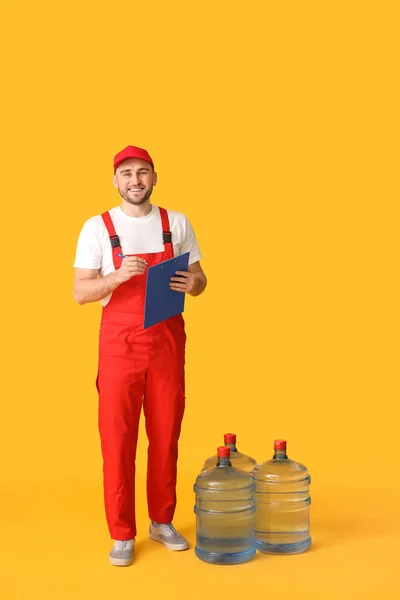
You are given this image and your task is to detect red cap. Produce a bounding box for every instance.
[217,446,231,458]
[224,433,236,444]
[274,439,287,451]
[113,145,154,172]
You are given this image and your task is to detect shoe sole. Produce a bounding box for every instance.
[109,556,133,566]
[149,532,189,551]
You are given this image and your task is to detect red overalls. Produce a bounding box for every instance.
[97,207,186,541]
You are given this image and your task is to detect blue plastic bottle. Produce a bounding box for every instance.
[194,446,256,564]
[202,433,257,473]
[252,439,311,554]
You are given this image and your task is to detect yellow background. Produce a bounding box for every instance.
[0,1,399,598]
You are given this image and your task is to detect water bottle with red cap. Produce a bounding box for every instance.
[194,446,256,564]
[252,439,311,554]
[202,433,257,473]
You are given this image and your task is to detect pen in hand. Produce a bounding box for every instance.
[117,253,147,265]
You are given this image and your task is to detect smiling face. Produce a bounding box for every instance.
[113,158,157,206]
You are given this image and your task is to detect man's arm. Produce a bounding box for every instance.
[74,256,147,305]
[170,261,207,297]
[74,268,123,305]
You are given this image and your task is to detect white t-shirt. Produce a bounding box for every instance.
[74,205,203,306]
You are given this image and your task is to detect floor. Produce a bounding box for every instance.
[1,472,398,600]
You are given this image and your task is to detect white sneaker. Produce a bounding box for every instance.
[149,521,189,551]
[109,539,135,566]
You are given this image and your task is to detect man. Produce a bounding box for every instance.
[73,145,207,566]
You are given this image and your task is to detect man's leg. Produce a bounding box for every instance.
[143,370,185,524]
[98,355,145,541]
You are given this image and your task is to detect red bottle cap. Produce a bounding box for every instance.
[274,439,287,450]
[224,433,236,444]
[217,446,231,458]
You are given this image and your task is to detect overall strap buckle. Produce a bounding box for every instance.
[110,235,121,249]
[163,231,172,244]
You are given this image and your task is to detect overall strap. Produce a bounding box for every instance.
[159,207,172,246]
[101,211,121,268]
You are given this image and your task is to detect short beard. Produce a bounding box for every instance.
[119,185,153,206]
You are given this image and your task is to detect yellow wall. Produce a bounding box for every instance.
[0,1,398,598]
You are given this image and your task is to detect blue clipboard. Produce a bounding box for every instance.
[143,252,190,329]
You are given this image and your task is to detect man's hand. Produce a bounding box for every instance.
[170,271,197,294]
[74,257,147,305]
[116,257,147,283]
[169,261,207,297]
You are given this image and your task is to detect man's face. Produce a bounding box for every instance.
[113,158,157,206]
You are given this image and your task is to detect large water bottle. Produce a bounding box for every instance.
[194,446,256,564]
[253,439,311,554]
[202,433,257,473]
